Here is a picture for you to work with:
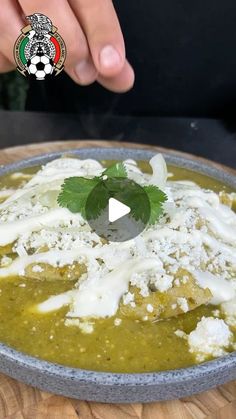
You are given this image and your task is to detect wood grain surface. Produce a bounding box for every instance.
[0,140,235,419]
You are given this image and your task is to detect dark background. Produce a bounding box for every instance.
[27,0,236,117]
[0,111,235,169]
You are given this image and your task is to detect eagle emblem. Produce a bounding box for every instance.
[14,13,67,80]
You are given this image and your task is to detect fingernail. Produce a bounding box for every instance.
[75,59,97,84]
[99,45,122,69]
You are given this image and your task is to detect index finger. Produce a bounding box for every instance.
[69,0,126,77]
[0,0,25,64]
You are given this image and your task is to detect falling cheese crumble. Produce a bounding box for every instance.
[0,153,235,363]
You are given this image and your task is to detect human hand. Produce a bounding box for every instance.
[0,0,134,92]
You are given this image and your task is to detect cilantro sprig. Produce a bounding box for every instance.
[143,185,167,225]
[103,162,127,178]
[57,177,99,217]
[58,162,167,225]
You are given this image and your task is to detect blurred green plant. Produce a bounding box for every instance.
[0,71,28,110]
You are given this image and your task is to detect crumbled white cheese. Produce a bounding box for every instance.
[1,256,12,267]
[177,297,189,313]
[32,265,44,273]
[123,292,134,305]
[221,298,236,328]
[153,274,174,292]
[64,318,80,327]
[212,309,220,317]
[175,329,186,339]
[187,317,233,362]
[14,244,28,258]
[130,272,150,297]
[130,269,173,297]
[65,318,94,334]
[182,275,188,284]
[79,323,94,334]
[146,304,154,313]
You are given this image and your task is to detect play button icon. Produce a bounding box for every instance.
[85,177,151,242]
[108,198,130,222]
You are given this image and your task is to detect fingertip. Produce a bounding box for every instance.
[117,63,135,93]
[98,59,135,93]
[74,59,98,85]
[125,62,135,91]
[97,45,125,77]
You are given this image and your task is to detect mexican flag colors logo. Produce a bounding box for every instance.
[14,13,67,80]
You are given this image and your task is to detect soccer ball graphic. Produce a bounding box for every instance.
[27,53,54,80]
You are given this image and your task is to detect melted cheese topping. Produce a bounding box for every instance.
[0,155,235,320]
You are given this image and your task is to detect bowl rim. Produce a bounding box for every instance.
[0,146,235,386]
[0,342,236,386]
[0,146,235,187]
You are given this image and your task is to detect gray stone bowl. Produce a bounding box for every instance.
[0,147,235,403]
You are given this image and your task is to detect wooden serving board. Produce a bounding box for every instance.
[0,140,236,419]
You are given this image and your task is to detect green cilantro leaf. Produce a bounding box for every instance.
[143,185,167,224]
[57,177,99,217]
[114,181,150,224]
[85,181,109,220]
[103,162,127,178]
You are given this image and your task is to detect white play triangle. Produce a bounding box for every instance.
[108,198,131,223]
